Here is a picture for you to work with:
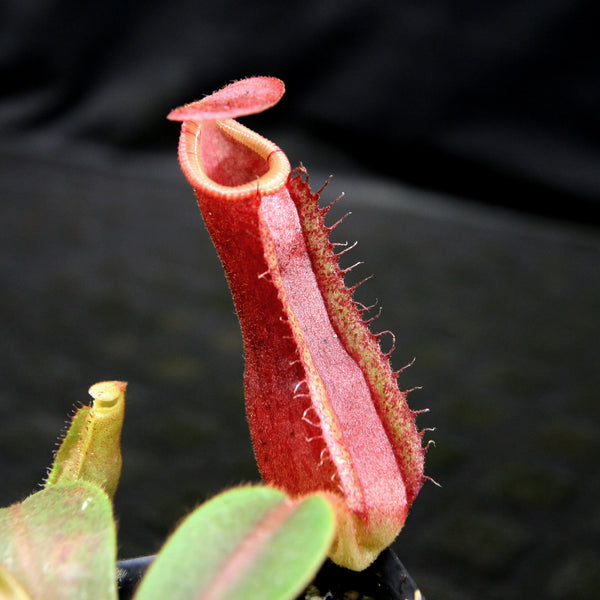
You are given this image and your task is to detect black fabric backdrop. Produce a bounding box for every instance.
[2,0,599,218]
[1,2,599,599]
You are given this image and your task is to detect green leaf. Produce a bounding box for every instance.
[45,381,126,499]
[133,486,335,600]
[0,481,117,600]
[0,565,34,600]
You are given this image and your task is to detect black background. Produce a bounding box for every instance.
[1,2,599,599]
[2,0,599,218]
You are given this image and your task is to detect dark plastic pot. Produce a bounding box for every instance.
[116,547,424,600]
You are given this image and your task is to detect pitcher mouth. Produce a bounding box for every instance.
[178,118,291,201]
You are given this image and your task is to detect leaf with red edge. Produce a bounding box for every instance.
[133,486,335,600]
[0,481,117,600]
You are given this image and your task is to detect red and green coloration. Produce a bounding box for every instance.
[45,381,126,500]
[168,77,426,570]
